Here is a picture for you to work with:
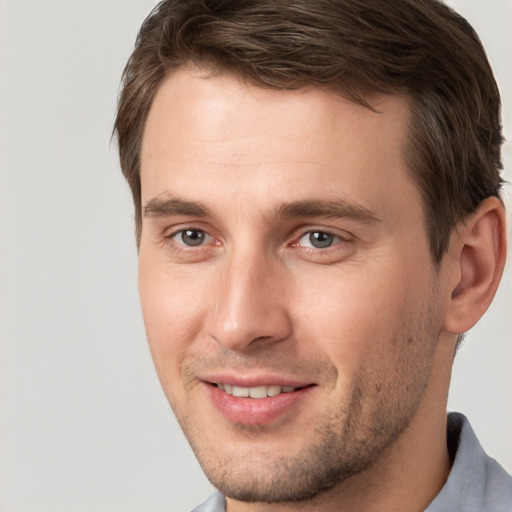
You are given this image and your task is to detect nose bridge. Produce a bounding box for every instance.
[207,244,291,351]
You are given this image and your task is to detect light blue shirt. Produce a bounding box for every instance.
[191,413,512,512]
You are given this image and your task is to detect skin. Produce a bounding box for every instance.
[138,69,506,512]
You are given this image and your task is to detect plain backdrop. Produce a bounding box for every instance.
[0,1,510,511]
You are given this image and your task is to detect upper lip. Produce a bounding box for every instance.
[201,373,315,388]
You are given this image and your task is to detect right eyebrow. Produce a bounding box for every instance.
[272,198,380,224]
[143,195,211,219]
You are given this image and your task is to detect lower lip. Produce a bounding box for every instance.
[204,384,314,426]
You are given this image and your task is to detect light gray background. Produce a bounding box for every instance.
[0,1,510,511]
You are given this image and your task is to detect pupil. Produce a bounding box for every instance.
[309,231,333,248]
[182,229,205,246]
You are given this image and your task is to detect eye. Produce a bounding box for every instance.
[297,230,341,249]
[171,228,211,247]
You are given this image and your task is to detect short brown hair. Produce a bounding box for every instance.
[114,0,503,263]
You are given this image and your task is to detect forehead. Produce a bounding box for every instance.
[140,69,414,216]
[143,70,409,154]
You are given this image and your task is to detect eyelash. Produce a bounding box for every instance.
[167,228,218,251]
[293,231,348,251]
[165,226,352,255]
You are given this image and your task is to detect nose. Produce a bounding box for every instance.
[205,250,293,352]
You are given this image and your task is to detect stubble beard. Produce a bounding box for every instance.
[202,386,410,504]
[170,301,440,505]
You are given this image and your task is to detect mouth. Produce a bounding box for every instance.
[215,383,306,398]
[205,380,316,425]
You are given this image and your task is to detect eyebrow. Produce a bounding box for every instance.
[272,199,380,224]
[143,196,211,218]
[143,194,380,224]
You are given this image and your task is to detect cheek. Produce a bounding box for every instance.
[292,263,430,376]
[138,258,210,385]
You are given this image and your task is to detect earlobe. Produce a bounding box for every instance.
[443,196,507,334]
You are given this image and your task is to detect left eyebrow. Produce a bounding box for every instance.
[272,199,380,224]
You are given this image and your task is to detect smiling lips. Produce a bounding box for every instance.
[206,380,315,425]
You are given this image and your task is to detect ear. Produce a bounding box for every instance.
[443,196,507,334]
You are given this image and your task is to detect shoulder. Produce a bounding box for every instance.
[190,491,226,512]
[427,413,512,512]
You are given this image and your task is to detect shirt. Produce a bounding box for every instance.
[191,413,512,512]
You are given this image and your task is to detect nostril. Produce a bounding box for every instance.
[253,336,272,342]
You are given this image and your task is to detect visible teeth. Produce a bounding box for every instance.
[232,386,250,397]
[216,384,298,398]
[267,385,282,397]
[249,386,268,398]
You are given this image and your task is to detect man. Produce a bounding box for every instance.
[114,0,511,510]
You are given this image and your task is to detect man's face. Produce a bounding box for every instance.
[139,70,448,503]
